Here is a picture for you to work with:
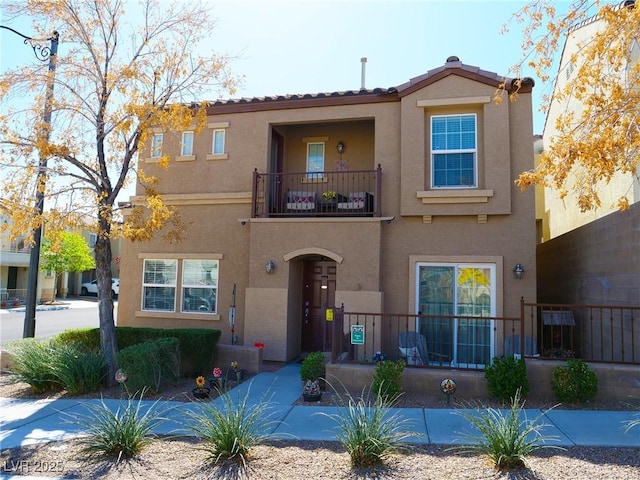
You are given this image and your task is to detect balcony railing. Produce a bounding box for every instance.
[252,166,382,218]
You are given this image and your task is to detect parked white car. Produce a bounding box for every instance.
[80,278,119,298]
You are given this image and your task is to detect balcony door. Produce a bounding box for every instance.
[416,263,495,368]
[301,260,336,352]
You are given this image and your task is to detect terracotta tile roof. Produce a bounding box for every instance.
[202,56,532,114]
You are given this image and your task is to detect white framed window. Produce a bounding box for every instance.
[181,259,218,313]
[88,233,97,248]
[212,129,225,154]
[431,114,477,188]
[306,142,325,177]
[416,263,495,368]
[151,133,163,158]
[142,259,177,311]
[181,131,194,156]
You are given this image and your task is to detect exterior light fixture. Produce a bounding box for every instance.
[513,264,524,280]
[265,260,275,274]
[336,141,345,154]
[321,274,329,289]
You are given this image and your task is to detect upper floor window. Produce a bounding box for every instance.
[151,133,163,158]
[142,259,177,311]
[306,142,325,177]
[181,259,218,313]
[88,233,97,248]
[431,114,477,188]
[181,131,194,156]
[212,130,225,154]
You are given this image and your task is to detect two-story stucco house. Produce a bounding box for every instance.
[117,56,537,364]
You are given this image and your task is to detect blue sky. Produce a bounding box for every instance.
[1,0,553,133]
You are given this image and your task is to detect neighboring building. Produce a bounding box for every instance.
[537,2,640,308]
[118,56,537,363]
[0,211,120,304]
[541,0,640,239]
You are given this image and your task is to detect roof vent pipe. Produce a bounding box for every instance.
[360,57,367,89]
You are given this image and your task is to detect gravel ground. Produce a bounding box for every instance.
[1,369,639,479]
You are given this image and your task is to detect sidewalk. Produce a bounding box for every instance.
[1,362,640,479]
[1,297,99,314]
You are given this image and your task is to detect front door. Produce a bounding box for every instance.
[301,260,336,352]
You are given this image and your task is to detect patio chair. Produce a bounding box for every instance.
[285,191,317,213]
[504,335,539,359]
[398,331,430,366]
[336,191,374,214]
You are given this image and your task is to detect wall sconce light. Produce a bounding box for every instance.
[336,141,345,154]
[321,274,328,289]
[513,264,524,280]
[265,260,275,274]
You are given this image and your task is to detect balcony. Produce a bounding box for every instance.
[251,166,382,218]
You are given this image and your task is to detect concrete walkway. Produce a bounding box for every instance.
[1,362,640,479]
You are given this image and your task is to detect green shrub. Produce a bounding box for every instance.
[300,351,326,382]
[551,359,598,403]
[186,383,277,468]
[454,389,563,469]
[116,337,180,393]
[68,390,169,462]
[53,342,106,395]
[319,386,417,466]
[7,339,61,393]
[8,339,105,395]
[372,360,405,401]
[52,328,101,351]
[54,327,220,377]
[485,356,529,401]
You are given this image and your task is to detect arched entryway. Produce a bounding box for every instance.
[284,248,343,355]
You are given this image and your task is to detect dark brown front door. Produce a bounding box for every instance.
[301,260,336,352]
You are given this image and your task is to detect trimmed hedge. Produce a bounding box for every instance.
[117,337,180,392]
[53,327,221,377]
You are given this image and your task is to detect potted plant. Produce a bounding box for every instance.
[300,351,326,402]
[192,375,210,400]
[209,367,226,390]
[230,360,245,383]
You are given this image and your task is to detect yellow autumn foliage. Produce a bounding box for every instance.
[505,0,640,212]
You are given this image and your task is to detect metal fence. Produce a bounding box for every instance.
[330,299,640,370]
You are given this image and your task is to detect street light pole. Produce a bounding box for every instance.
[0,26,59,338]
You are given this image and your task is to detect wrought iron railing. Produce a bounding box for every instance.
[252,166,382,218]
[523,301,640,364]
[330,299,640,369]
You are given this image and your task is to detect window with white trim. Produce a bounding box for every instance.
[416,263,495,368]
[142,259,177,311]
[181,131,194,156]
[212,129,225,154]
[151,133,163,158]
[181,259,218,313]
[431,114,477,188]
[306,142,325,177]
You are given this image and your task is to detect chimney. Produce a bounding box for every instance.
[360,57,367,89]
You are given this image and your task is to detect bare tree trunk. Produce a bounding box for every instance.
[94,214,119,387]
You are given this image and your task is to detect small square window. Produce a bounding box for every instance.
[212,130,225,154]
[151,133,163,158]
[181,131,194,156]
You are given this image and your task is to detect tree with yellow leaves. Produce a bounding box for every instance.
[0,0,239,385]
[504,0,640,212]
